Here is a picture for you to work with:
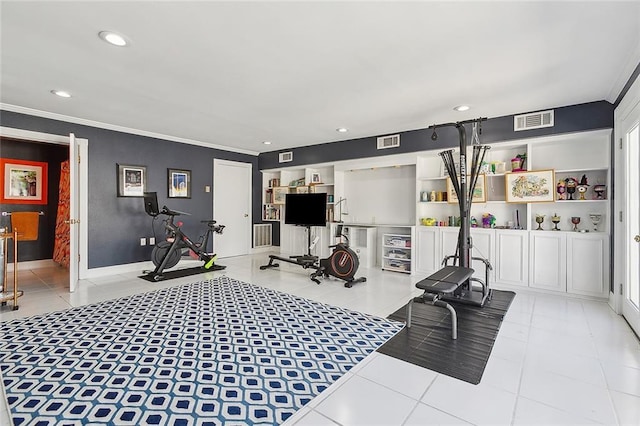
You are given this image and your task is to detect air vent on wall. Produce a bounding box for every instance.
[279,151,293,163]
[377,134,400,149]
[514,110,554,131]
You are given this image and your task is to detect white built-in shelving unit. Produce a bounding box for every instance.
[261,129,611,297]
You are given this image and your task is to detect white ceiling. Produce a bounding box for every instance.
[1,1,639,155]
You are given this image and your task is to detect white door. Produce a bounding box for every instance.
[620,108,640,335]
[68,134,82,292]
[213,159,252,258]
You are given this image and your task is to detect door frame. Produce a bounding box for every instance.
[613,74,640,326]
[0,126,89,285]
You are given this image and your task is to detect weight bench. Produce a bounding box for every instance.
[405,266,474,340]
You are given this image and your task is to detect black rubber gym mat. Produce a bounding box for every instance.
[138,265,226,282]
[377,289,515,385]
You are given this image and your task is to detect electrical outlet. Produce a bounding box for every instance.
[149,237,155,245]
[140,237,146,246]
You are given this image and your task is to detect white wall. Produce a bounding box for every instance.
[342,165,415,225]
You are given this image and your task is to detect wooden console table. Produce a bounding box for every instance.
[0,230,22,310]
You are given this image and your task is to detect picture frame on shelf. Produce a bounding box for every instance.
[117,164,146,197]
[168,168,191,198]
[273,187,288,204]
[505,169,555,203]
[0,158,48,204]
[310,172,321,184]
[447,175,486,203]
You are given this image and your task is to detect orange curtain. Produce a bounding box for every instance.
[53,160,70,268]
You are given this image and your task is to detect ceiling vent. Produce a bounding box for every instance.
[514,110,554,131]
[278,151,293,163]
[377,134,400,150]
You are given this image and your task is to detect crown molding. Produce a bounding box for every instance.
[0,103,259,156]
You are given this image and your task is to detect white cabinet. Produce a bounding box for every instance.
[416,227,440,275]
[470,228,494,284]
[567,233,609,297]
[529,232,567,292]
[382,233,412,273]
[341,225,376,268]
[527,231,607,297]
[495,230,529,287]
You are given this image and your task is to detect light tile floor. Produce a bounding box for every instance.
[1,253,639,425]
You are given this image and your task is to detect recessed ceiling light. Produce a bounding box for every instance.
[50,90,71,98]
[263,141,272,145]
[454,105,470,112]
[98,31,128,47]
[336,127,348,133]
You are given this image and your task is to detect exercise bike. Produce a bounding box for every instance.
[260,225,366,288]
[143,192,226,281]
[311,225,366,287]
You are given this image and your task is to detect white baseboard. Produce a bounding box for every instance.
[251,246,277,254]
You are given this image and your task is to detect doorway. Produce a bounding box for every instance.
[0,127,87,292]
[212,159,252,258]
[615,78,640,336]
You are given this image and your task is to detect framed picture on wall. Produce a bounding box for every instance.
[505,169,555,203]
[168,168,191,198]
[447,175,486,203]
[0,158,48,204]
[117,164,147,197]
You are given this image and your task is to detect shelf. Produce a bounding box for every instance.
[554,199,608,203]
[383,244,411,250]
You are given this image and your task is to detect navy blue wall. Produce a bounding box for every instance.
[258,101,614,170]
[0,110,259,268]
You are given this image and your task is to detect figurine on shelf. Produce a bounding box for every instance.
[556,180,566,200]
[535,214,545,230]
[552,213,561,231]
[510,153,527,172]
[482,213,496,228]
[577,175,589,200]
[565,177,578,200]
[470,216,478,228]
[593,184,606,200]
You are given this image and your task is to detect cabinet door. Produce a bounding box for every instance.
[529,233,567,292]
[416,227,440,275]
[567,234,608,297]
[470,229,494,285]
[440,227,460,262]
[495,230,529,286]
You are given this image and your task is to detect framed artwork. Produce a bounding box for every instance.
[447,175,486,204]
[273,187,288,204]
[0,158,48,204]
[310,172,321,184]
[296,186,309,194]
[505,169,555,203]
[117,164,147,197]
[168,168,191,198]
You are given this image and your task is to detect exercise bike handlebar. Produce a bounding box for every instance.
[159,206,191,217]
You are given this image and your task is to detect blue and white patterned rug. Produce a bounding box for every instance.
[0,276,403,425]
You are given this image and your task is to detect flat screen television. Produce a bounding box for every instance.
[284,193,327,227]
